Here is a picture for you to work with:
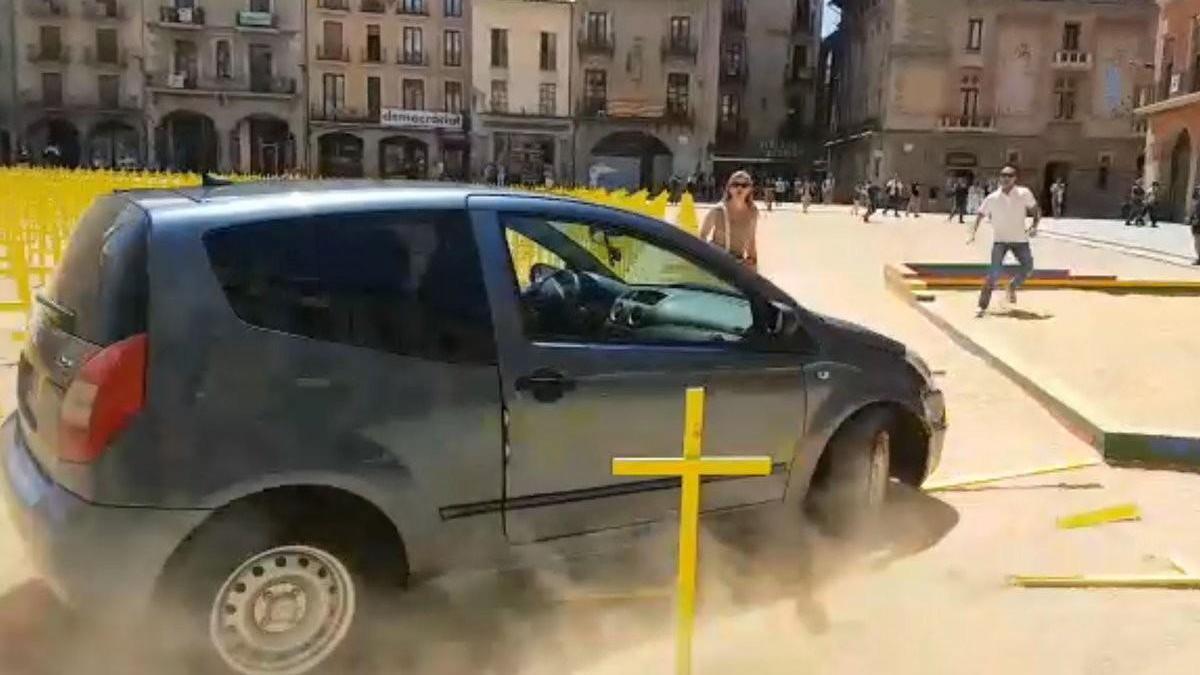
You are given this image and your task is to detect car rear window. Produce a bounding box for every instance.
[44,197,149,345]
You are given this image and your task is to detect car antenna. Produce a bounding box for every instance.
[201,172,234,188]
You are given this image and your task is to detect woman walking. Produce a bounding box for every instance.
[907,182,922,217]
[700,170,759,270]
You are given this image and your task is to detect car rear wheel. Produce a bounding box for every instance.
[807,407,893,536]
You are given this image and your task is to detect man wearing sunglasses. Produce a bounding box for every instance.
[968,165,1040,317]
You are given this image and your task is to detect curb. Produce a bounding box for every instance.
[885,267,1200,469]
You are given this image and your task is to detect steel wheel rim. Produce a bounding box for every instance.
[866,430,890,508]
[210,545,356,675]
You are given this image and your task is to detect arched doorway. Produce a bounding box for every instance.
[26,118,82,167]
[234,115,292,175]
[157,111,218,172]
[1169,130,1192,222]
[88,120,140,169]
[590,131,673,190]
[318,132,363,177]
[379,136,428,179]
[1043,162,1071,212]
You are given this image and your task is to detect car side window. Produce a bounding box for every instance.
[203,210,496,364]
[501,214,754,347]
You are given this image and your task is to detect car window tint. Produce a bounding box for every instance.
[204,210,496,364]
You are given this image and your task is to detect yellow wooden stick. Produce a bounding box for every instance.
[922,458,1101,492]
[1055,503,1141,529]
[612,387,771,675]
[1011,574,1200,589]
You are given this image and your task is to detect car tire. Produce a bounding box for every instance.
[806,407,894,536]
[158,505,395,675]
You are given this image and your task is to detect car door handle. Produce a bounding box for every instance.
[515,369,576,402]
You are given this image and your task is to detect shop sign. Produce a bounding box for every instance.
[381,109,463,130]
[945,151,978,168]
[758,140,805,159]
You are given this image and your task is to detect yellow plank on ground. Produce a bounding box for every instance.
[922,458,1102,492]
[1055,503,1141,529]
[1010,574,1200,589]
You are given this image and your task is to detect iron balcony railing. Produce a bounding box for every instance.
[661,35,698,63]
[577,31,615,57]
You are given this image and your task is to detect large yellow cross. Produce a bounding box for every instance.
[612,387,772,675]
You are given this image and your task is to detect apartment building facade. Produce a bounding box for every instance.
[1,0,15,162]
[307,0,471,179]
[827,0,1156,216]
[144,0,304,174]
[572,0,721,190]
[713,0,822,185]
[14,0,146,168]
[1137,0,1200,221]
[471,0,573,184]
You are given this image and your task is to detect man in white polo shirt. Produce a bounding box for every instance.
[968,165,1041,317]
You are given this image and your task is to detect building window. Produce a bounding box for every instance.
[723,41,744,76]
[585,12,609,44]
[967,19,983,52]
[1098,153,1112,190]
[174,39,199,85]
[443,0,462,18]
[215,39,231,78]
[490,79,508,112]
[539,32,556,71]
[322,73,345,116]
[366,24,382,62]
[790,45,808,80]
[491,28,508,67]
[402,78,425,109]
[98,74,119,108]
[399,0,426,15]
[96,28,118,64]
[584,69,607,114]
[1007,150,1021,166]
[367,75,381,119]
[402,27,424,65]
[1062,22,1081,51]
[666,73,689,118]
[444,29,462,66]
[1054,77,1077,120]
[248,44,272,92]
[445,80,463,112]
[320,21,344,61]
[42,72,63,106]
[39,25,62,59]
[539,82,556,115]
[720,92,740,123]
[669,16,691,48]
[793,0,810,31]
[960,74,980,122]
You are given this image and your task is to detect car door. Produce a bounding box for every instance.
[470,196,812,544]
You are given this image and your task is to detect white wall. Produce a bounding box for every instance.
[472,0,572,116]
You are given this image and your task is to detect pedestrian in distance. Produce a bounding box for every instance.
[850,181,863,216]
[1189,185,1200,265]
[967,182,985,217]
[1147,181,1161,227]
[801,180,813,214]
[1050,178,1066,218]
[863,180,881,223]
[885,174,905,218]
[907,182,922,217]
[968,165,1041,318]
[1126,180,1147,226]
[700,170,759,270]
[822,176,835,205]
[764,177,776,212]
[775,176,789,206]
[948,177,970,224]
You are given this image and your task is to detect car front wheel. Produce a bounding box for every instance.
[807,407,893,535]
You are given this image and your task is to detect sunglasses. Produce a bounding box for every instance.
[1000,172,1017,178]
[729,182,752,189]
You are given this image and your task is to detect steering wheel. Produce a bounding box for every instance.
[522,266,584,333]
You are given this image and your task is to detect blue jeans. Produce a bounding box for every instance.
[979,242,1034,310]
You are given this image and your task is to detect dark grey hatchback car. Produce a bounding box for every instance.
[2,182,944,674]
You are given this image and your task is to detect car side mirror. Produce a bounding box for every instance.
[768,301,800,338]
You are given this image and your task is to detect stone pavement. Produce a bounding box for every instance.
[1040,218,1199,267]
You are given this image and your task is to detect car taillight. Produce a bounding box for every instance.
[59,333,148,463]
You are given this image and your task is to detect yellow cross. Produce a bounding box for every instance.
[612,387,772,675]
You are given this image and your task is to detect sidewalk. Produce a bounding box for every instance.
[1039,218,1198,267]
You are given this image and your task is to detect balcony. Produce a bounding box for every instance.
[360,0,386,12]
[938,113,996,132]
[577,98,607,118]
[577,31,615,58]
[316,0,350,11]
[576,99,692,127]
[361,46,388,64]
[147,71,297,98]
[720,60,747,85]
[1136,69,1200,114]
[662,106,694,126]
[660,36,698,64]
[1052,50,1092,70]
[310,105,379,124]
[21,89,140,112]
[722,2,746,31]
[236,10,277,30]
[26,43,71,64]
[24,0,68,18]
[396,1,429,16]
[716,119,748,146]
[82,46,128,67]
[82,1,124,20]
[785,66,815,83]
[316,44,351,62]
[396,50,429,67]
[157,5,205,27]
[792,12,814,35]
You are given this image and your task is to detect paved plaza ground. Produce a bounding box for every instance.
[1,202,1200,674]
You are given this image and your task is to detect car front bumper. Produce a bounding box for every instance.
[922,388,947,479]
[0,415,207,619]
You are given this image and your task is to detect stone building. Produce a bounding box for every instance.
[712,0,822,186]
[470,0,574,185]
[571,0,721,190]
[307,0,471,179]
[143,0,305,174]
[14,0,147,168]
[1,0,15,162]
[826,0,1157,216]
[1137,0,1200,221]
